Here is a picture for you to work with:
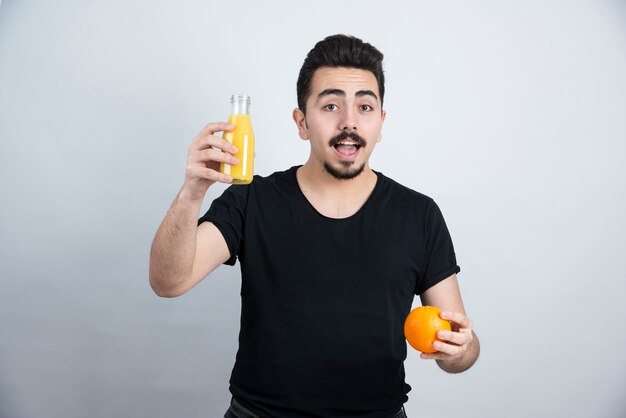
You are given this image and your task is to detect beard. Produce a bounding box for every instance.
[323,160,366,180]
[324,130,368,180]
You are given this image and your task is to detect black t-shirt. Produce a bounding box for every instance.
[199,166,460,418]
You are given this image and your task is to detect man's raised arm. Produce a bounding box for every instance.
[149,122,239,297]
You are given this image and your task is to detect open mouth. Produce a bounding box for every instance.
[333,140,362,157]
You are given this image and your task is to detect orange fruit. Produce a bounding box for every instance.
[404,306,451,353]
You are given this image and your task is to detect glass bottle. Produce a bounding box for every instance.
[220,94,255,184]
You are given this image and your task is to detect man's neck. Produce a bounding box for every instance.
[296,160,378,219]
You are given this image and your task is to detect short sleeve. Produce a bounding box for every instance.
[198,184,249,266]
[415,200,461,295]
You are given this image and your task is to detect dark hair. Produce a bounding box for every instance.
[296,34,385,114]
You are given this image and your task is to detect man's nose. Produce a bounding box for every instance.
[339,108,357,131]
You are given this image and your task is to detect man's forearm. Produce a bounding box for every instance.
[437,332,480,374]
[149,189,203,296]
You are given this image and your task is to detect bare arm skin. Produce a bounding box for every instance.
[420,274,481,373]
[149,122,238,297]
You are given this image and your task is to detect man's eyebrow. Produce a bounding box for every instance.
[317,89,346,101]
[317,89,379,102]
[355,90,379,101]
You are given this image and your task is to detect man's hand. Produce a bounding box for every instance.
[420,310,479,373]
[181,121,239,202]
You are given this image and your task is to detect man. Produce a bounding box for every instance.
[150,34,480,418]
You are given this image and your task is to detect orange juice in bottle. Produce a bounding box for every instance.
[220,94,255,184]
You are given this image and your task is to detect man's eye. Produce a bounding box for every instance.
[323,104,338,111]
[360,104,373,111]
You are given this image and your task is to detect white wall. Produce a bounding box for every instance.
[1,1,625,417]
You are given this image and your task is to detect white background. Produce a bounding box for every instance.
[1,1,625,417]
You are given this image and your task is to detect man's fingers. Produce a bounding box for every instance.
[437,330,469,346]
[441,311,473,330]
[194,148,239,165]
[432,341,463,356]
[191,133,236,153]
[421,351,446,360]
[199,122,233,137]
[421,314,475,363]
[203,134,238,153]
[189,166,233,184]
[191,123,235,150]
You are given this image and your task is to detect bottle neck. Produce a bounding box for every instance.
[230,94,251,115]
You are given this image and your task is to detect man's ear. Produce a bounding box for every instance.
[292,108,309,140]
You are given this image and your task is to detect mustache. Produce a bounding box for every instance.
[328,131,367,148]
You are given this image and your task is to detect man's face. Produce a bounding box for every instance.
[293,67,386,180]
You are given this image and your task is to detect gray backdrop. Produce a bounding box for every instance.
[1,1,625,417]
